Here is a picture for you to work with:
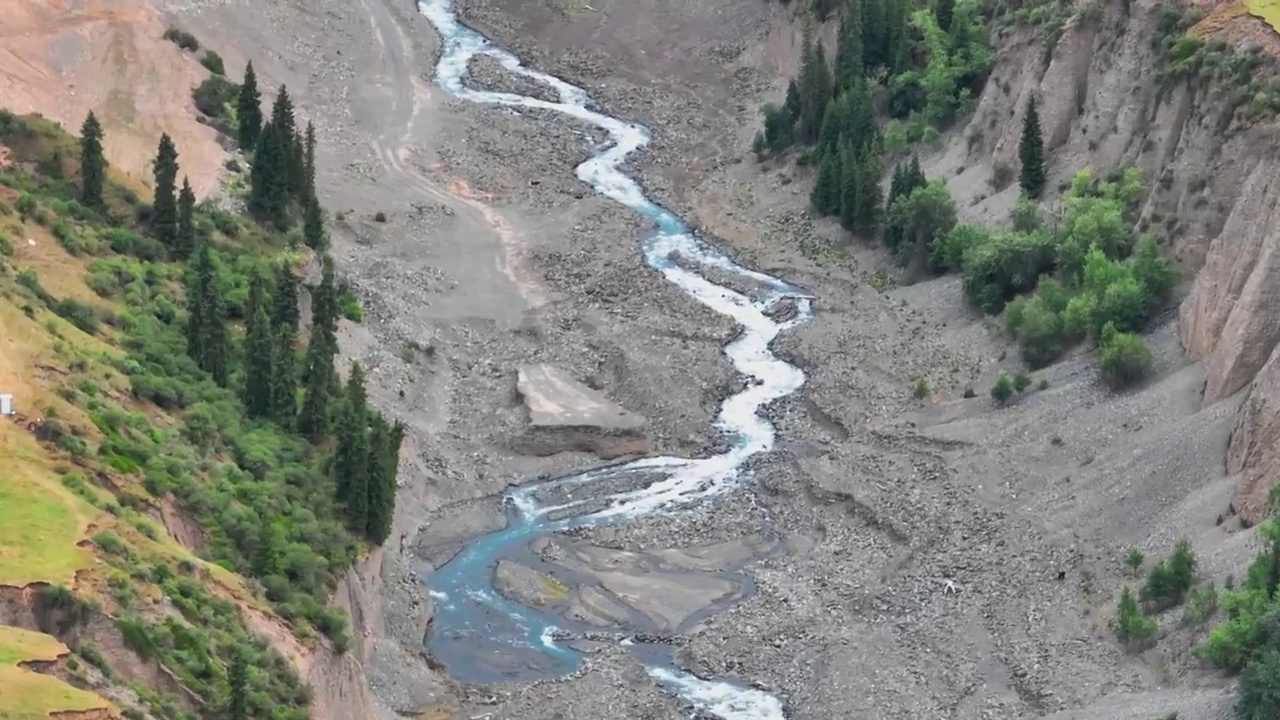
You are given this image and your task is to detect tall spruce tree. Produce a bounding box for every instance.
[365,414,395,544]
[834,0,865,95]
[237,62,263,151]
[184,246,208,365]
[797,24,832,145]
[334,363,370,531]
[227,646,248,720]
[152,133,180,248]
[272,263,300,335]
[838,141,860,232]
[811,148,842,216]
[1019,97,1046,199]
[79,112,106,209]
[783,80,802,128]
[303,121,318,203]
[861,0,887,69]
[270,325,297,426]
[249,122,289,225]
[298,255,339,437]
[303,193,326,251]
[289,134,306,201]
[242,272,274,418]
[176,177,196,259]
[843,80,878,152]
[271,85,297,151]
[853,145,885,236]
[202,270,230,387]
[298,344,333,439]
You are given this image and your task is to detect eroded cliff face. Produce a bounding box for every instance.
[943,0,1280,524]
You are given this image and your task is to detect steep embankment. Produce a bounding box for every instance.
[0,0,225,196]
[941,0,1280,529]
[0,110,382,720]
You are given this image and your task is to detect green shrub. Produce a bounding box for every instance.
[193,75,238,119]
[163,26,199,51]
[1097,327,1153,390]
[991,372,1014,403]
[913,377,930,399]
[0,233,13,256]
[1142,538,1196,609]
[1182,584,1219,626]
[339,292,363,322]
[1013,370,1032,393]
[961,229,1056,314]
[1239,650,1280,720]
[200,50,226,76]
[54,298,100,335]
[1116,586,1157,646]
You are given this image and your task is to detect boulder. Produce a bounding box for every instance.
[511,364,649,459]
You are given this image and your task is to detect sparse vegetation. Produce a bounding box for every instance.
[913,376,930,399]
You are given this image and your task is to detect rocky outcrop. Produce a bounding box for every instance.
[948,0,1280,525]
[1226,350,1280,526]
[511,363,649,458]
[1181,159,1280,404]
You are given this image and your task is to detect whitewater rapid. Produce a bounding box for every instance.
[417,1,812,718]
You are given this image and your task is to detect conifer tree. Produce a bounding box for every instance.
[252,521,283,577]
[271,85,296,152]
[298,344,333,439]
[270,325,296,427]
[835,0,865,95]
[797,24,832,145]
[175,177,196,259]
[861,0,887,69]
[271,263,300,336]
[242,272,274,418]
[298,256,339,437]
[303,256,338,385]
[1019,97,1046,199]
[783,80,802,127]
[816,95,847,161]
[853,145,885,236]
[365,414,396,544]
[304,121,318,203]
[290,134,306,200]
[249,122,289,225]
[935,0,956,33]
[303,194,326,251]
[838,141,860,231]
[811,148,842,216]
[79,112,106,209]
[335,363,370,531]
[184,248,207,364]
[885,0,911,74]
[843,80,878,153]
[237,61,263,151]
[228,646,248,720]
[152,133,180,247]
[203,272,230,387]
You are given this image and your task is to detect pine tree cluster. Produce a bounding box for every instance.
[78,67,401,547]
[752,0,994,242]
[242,68,324,248]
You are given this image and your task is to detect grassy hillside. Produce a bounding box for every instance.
[0,107,393,719]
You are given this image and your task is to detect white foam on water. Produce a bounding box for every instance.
[417,0,804,716]
[648,666,786,720]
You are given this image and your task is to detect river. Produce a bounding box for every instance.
[416,2,812,717]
